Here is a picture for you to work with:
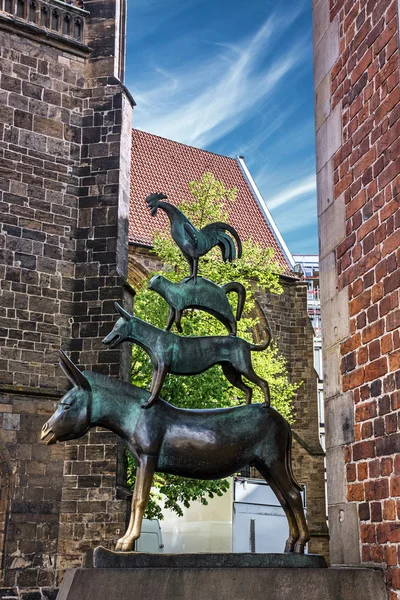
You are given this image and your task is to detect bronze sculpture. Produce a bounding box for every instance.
[146,192,242,284]
[148,274,246,336]
[40,196,311,557]
[103,302,271,409]
[41,351,310,554]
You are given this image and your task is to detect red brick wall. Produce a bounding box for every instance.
[319,0,400,595]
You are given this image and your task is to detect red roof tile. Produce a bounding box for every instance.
[129,129,290,269]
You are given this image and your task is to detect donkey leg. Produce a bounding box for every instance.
[116,474,139,551]
[222,363,252,404]
[269,467,309,553]
[143,364,168,408]
[120,456,156,551]
[254,460,299,553]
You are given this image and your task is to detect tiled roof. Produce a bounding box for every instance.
[129,129,290,270]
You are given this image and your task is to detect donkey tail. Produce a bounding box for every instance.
[249,326,272,352]
[221,282,246,321]
[287,429,304,491]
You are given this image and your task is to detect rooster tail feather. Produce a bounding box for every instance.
[218,234,236,262]
[199,221,242,261]
[218,240,228,262]
[216,222,242,259]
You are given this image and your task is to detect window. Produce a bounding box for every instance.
[51,9,59,31]
[40,5,48,26]
[62,14,71,35]
[28,0,36,22]
[74,17,82,40]
[16,0,24,17]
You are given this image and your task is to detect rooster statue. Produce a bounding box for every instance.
[146,193,242,283]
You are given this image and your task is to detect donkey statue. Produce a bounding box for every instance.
[41,351,310,554]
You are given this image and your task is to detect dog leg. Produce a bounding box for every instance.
[240,364,270,407]
[142,363,168,409]
[221,363,253,404]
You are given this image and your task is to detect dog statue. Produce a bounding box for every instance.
[103,303,271,409]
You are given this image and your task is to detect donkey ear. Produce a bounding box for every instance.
[59,350,91,391]
[115,302,132,321]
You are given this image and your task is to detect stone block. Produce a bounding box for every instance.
[328,504,361,565]
[313,0,329,48]
[319,251,337,306]
[326,103,342,162]
[315,73,331,131]
[2,413,20,431]
[314,15,340,89]
[325,392,354,450]
[57,565,386,600]
[323,345,341,399]
[318,194,345,260]
[321,288,350,350]
[326,446,346,505]
[93,548,328,569]
[316,108,341,175]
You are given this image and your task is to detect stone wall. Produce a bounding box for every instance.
[128,245,329,558]
[0,0,134,595]
[257,276,329,556]
[314,0,400,595]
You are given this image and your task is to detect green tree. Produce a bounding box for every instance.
[127,172,299,520]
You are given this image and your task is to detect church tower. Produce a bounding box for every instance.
[0,0,134,595]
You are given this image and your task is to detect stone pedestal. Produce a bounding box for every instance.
[57,552,386,600]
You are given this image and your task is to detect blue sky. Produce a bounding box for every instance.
[125,0,317,254]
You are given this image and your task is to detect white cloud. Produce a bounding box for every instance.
[265,174,317,210]
[129,14,308,148]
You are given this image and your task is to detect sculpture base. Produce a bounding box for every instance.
[57,555,386,600]
[93,547,328,569]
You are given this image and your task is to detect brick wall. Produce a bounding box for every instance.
[0,0,134,595]
[314,0,400,595]
[129,246,329,557]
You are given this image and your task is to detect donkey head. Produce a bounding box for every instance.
[102,303,133,348]
[40,351,92,445]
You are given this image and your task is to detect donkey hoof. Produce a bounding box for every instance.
[284,538,296,553]
[115,537,126,551]
[116,537,134,552]
[294,542,305,554]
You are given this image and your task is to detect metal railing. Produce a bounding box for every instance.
[0,0,87,42]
